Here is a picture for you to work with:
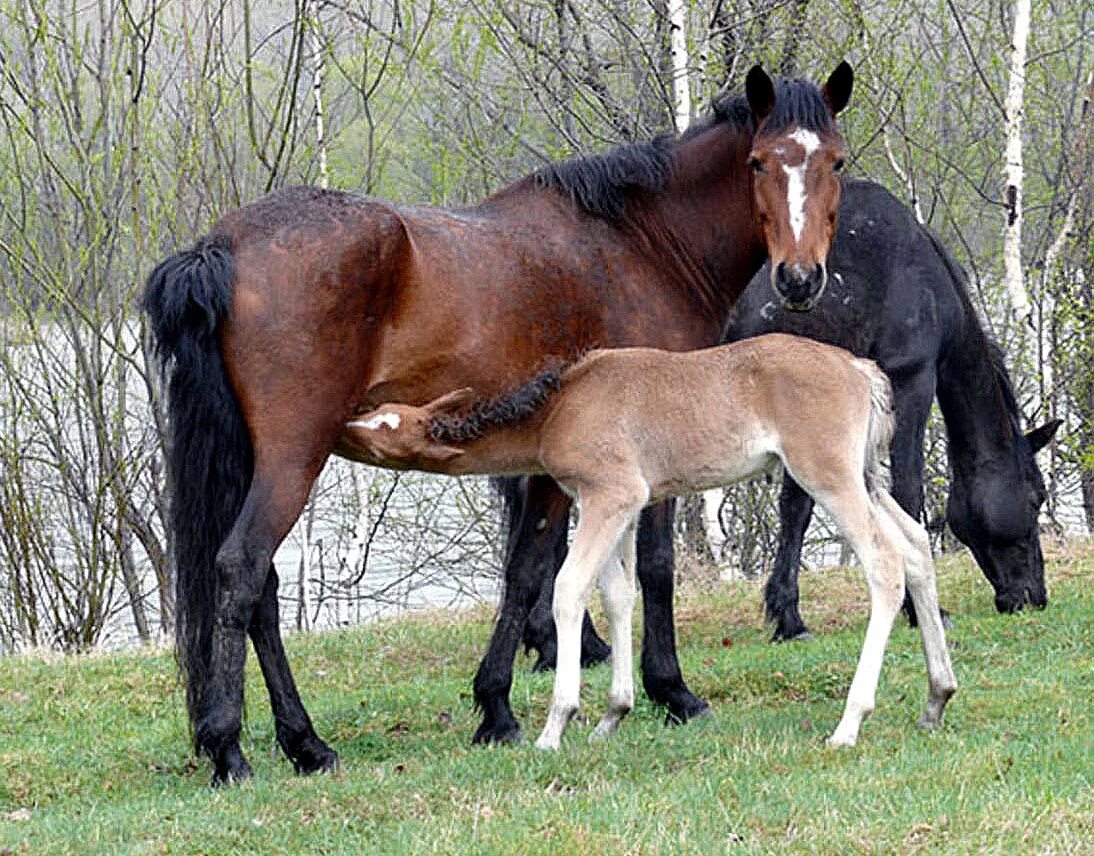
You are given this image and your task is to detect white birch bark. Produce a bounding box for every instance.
[668,0,691,132]
[309,0,330,189]
[1003,0,1032,320]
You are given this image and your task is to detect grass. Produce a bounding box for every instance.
[1,540,1092,855]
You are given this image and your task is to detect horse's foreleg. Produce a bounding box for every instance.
[888,369,939,627]
[875,493,957,730]
[590,520,638,741]
[248,568,339,774]
[636,500,710,724]
[536,494,638,750]
[822,489,905,747]
[764,475,817,641]
[197,470,318,785]
[472,476,571,744]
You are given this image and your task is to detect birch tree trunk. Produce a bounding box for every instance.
[667,0,690,132]
[309,0,329,189]
[1003,0,1032,321]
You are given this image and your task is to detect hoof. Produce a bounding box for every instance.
[211,756,253,787]
[916,713,942,731]
[770,625,813,643]
[292,744,340,776]
[664,697,711,727]
[472,720,523,746]
[826,731,857,748]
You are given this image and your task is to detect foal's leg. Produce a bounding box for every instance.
[764,475,817,641]
[875,493,957,729]
[536,494,641,750]
[815,486,905,747]
[636,500,710,723]
[591,520,639,741]
[248,568,339,774]
[473,476,571,744]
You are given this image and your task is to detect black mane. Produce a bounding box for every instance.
[985,338,1026,432]
[536,78,832,220]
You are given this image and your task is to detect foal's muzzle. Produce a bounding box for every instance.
[772,262,827,312]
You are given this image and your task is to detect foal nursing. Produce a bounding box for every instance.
[340,333,958,748]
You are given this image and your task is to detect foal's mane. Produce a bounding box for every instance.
[429,362,572,443]
[536,79,835,220]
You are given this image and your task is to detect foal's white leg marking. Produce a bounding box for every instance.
[536,495,638,750]
[591,519,639,742]
[346,412,401,431]
[782,128,821,243]
[875,492,957,729]
[819,488,904,747]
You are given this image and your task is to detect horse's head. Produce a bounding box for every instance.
[946,418,1061,612]
[746,63,853,312]
[343,388,475,467]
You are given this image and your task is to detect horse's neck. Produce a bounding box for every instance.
[634,126,766,319]
[935,331,1019,477]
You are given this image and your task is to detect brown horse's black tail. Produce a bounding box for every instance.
[143,233,252,746]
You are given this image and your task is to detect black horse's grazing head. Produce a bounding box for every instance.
[945,403,1061,613]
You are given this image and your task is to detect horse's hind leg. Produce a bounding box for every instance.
[473,476,572,744]
[248,568,339,774]
[198,463,329,784]
[812,484,905,747]
[591,519,639,740]
[875,492,957,729]
[764,475,818,641]
[636,500,710,724]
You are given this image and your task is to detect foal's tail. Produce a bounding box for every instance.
[852,357,895,498]
[143,233,251,744]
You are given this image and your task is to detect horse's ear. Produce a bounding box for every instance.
[746,65,776,125]
[822,61,854,115]
[426,387,476,416]
[1026,418,1062,454]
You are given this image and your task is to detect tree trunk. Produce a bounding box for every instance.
[1002,0,1032,321]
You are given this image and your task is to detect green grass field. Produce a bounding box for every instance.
[2,541,1092,855]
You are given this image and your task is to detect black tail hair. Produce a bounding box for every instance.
[143,233,251,745]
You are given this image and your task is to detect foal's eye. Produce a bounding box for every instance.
[748,156,766,174]
[833,158,846,173]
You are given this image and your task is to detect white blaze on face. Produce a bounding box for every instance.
[781,127,821,243]
[348,412,401,431]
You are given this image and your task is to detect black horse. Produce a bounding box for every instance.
[519,177,1059,668]
[725,177,1060,640]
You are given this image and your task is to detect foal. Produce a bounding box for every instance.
[339,333,958,749]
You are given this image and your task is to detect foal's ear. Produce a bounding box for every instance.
[426,387,476,416]
[423,440,466,463]
[746,65,776,125]
[823,61,854,115]
[1026,418,1062,454]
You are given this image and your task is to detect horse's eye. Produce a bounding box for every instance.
[748,156,765,174]
[833,158,846,173]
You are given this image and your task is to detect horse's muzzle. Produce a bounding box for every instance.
[773,262,827,312]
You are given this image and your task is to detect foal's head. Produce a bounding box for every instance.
[746,63,853,311]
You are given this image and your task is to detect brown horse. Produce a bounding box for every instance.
[144,64,853,784]
[342,335,957,749]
